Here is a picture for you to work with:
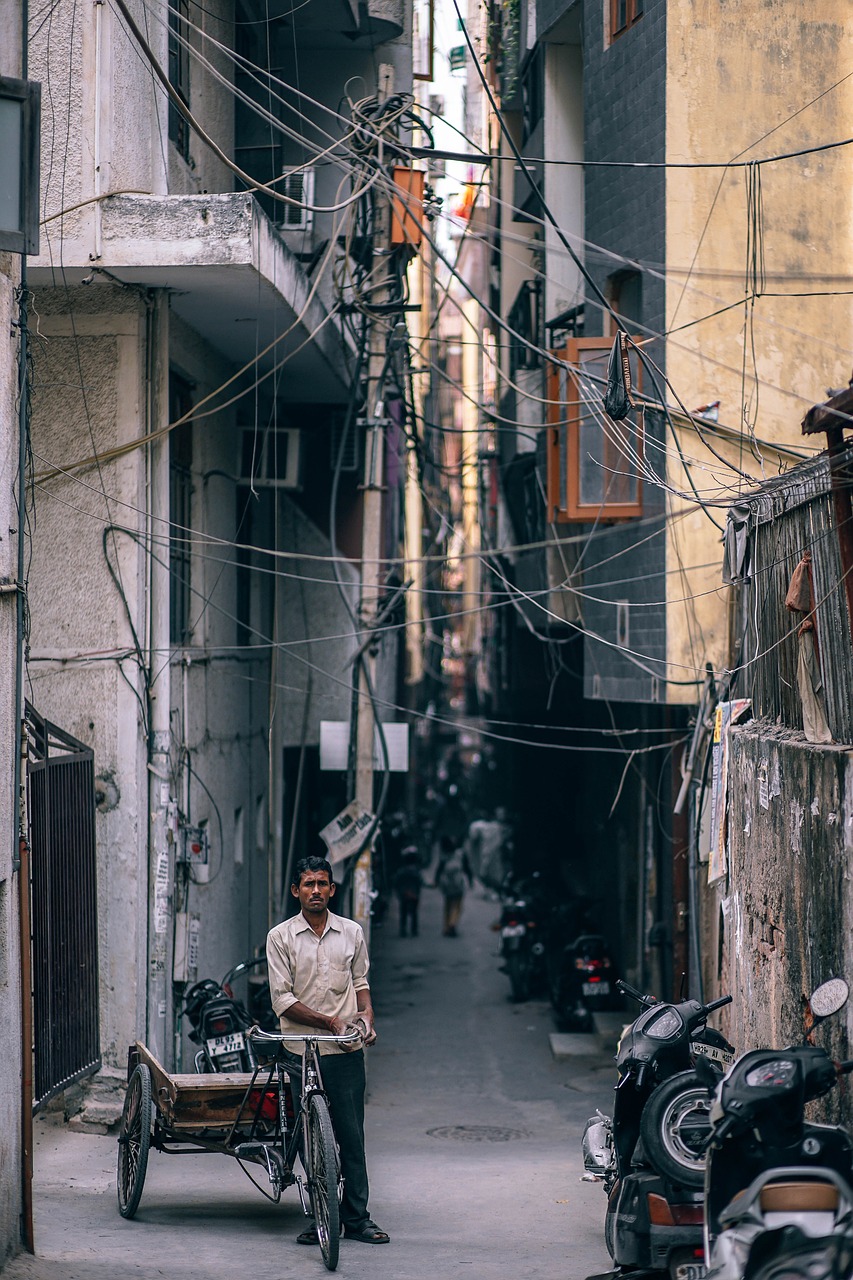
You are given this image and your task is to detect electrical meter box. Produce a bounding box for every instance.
[179,824,209,867]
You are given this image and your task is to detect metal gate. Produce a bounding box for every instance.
[26,705,101,1110]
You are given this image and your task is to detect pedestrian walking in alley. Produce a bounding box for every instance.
[266,856,390,1246]
[392,846,423,937]
[437,837,472,937]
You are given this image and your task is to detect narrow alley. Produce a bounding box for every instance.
[2,888,614,1280]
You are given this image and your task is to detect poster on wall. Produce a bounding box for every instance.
[707,699,752,884]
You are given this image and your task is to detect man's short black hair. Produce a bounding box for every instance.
[292,855,334,887]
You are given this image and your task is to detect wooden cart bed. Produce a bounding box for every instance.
[134,1041,283,1130]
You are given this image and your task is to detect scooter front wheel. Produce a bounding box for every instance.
[640,1071,711,1189]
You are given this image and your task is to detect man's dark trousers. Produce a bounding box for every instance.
[282,1048,370,1232]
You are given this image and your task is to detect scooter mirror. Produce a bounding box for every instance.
[810,977,849,1020]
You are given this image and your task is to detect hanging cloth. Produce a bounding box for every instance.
[785,552,832,742]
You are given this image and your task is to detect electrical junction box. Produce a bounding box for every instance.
[178,824,209,868]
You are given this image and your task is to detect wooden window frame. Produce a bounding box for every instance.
[610,0,644,42]
[546,337,644,523]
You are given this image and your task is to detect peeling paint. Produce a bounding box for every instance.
[791,800,804,854]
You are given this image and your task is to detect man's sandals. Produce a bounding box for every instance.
[296,1220,389,1245]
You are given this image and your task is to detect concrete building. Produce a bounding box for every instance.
[21,0,412,1127]
[471,0,853,997]
[1,0,30,1262]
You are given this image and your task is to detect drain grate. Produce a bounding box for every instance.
[426,1125,528,1143]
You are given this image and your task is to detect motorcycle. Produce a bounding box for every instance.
[182,956,274,1072]
[703,977,853,1280]
[496,874,548,1003]
[583,978,734,1280]
[549,925,620,1033]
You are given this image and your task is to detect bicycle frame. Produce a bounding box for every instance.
[246,1028,360,1196]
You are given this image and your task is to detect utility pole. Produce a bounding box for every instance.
[352,64,395,942]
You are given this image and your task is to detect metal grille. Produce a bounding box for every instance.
[734,447,853,744]
[26,705,101,1110]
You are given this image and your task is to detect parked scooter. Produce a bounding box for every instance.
[182,956,273,1073]
[496,873,548,1003]
[703,977,853,1280]
[549,928,620,1033]
[583,978,734,1279]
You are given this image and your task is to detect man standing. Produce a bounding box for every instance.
[266,856,389,1246]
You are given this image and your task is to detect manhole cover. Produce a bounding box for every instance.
[426,1125,528,1143]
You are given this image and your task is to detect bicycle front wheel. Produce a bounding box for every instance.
[307,1093,340,1271]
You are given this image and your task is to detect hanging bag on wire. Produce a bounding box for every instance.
[604,330,634,421]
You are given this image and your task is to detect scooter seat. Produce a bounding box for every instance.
[758,1181,839,1213]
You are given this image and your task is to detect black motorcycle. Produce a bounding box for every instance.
[703,977,853,1280]
[583,978,734,1280]
[496,875,547,1003]
[182,956,274,1072]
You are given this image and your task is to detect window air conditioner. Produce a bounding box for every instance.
[239,425,302,489]
[279,166,314,232]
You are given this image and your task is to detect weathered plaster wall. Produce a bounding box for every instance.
[0,233,24,1269]
[714,721,853,1120]
[166,311,273,1019]
[27,286,150,1071]
[664,1,853,695]
[29,0,236,274]
[544,41,584,321]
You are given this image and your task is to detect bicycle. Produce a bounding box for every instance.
[116,1026,359,1272]
[247,1026,361,1270]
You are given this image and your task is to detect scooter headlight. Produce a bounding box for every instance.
[744,1058,797,1088]
[645,1007,684,1039]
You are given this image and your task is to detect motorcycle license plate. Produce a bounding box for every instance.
[582,981,610,996]
[674,1265,706,1280]
[207,1031,245,1057]
[691,1041,734,1067]
[501,925,526,938]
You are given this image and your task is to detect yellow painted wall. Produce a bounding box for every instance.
[664,0,853,700]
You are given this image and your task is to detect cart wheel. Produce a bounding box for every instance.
[117,1063,152,1218]
[307,1094,340,1271]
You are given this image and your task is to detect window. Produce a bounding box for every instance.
[521,47,544,146]
[610,0,643,41]
[277,168,314,232]
[413,0,435,81]
[607,269,643,336]
[169,375,193,645]
[168,0,190,162]
[545,337,644,522]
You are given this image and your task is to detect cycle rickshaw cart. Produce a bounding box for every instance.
[116,1027,358,1271]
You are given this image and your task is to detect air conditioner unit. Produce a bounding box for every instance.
[279,166,314,232]
[239,425,302,489]
[330,414,360,473]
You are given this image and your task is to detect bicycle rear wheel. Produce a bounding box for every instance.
[307,1093,340,1271]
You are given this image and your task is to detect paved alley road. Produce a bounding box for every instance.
[3,887,615,1280]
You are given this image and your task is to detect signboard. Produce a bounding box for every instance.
[319,801,375,865]
[319,721,410,772]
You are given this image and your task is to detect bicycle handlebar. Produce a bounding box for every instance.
[246,1025,362,1045]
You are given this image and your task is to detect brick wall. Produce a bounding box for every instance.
[573,0,667,702]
